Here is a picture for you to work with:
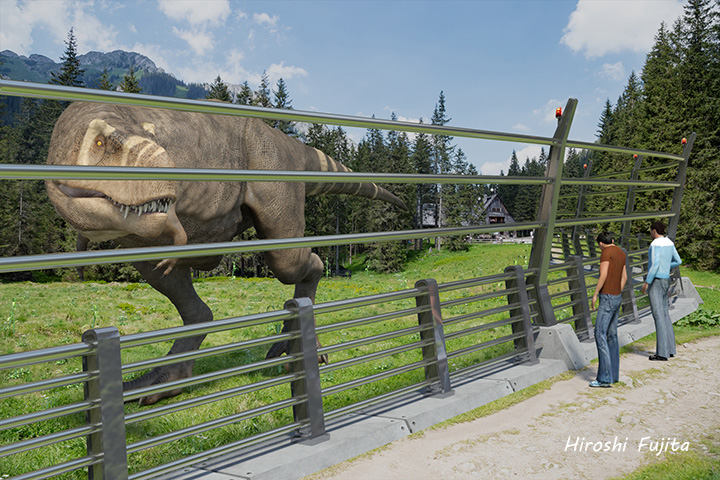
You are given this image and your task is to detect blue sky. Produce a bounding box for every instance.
[0,0,686,175]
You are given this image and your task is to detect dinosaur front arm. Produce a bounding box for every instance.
[155,202,187,276]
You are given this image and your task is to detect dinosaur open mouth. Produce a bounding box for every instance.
[57,184,174,219]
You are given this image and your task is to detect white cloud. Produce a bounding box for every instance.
[266,62,308,83]
[72,9,122,54]
[253,12,279,32]
[514,145,545,164]
[157,0,230,26]
[0,0,73,56]
[0,0,125,58]
[512,123,530,133]
[171,26,214,55]
[598,61,626,82]
[480,160,509,177]
[561,0,684,58]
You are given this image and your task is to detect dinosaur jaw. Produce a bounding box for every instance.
[47,181,177,242]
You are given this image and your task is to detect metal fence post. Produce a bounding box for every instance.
[620,154,643,249]
[586,229,597,258]
[504,266,538,364]
[528,98,577,326]
[415,279,452,395]
[566,256,593,340]
[667,133,696,241]
[561,231,572,260]
[82,327,128,480]
[285,298,326,441]
[667,133,695,301]
[571,160,592,256]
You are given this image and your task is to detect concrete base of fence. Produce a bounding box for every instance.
[159,278,702,480]
[534,323,591,370]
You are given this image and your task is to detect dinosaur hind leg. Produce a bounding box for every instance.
[123,262,213,405]
[263,248,328,364]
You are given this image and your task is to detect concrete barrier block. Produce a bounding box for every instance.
[534,323,590,370]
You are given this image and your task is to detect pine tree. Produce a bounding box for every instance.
[412,121,433,239]
[97,68,115,90]
[236,81,253,105]
[498,150,520,218]
[118,66,141,93]
[596,99,614,143]
[444,148,472,251]
[253,71,272,108]
[273,78,295,134]
[430,92,455,248]
[50,28,85,87]
[207,75,233,102]
[673,0,720,269]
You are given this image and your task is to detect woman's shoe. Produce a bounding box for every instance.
[589,380,612,388]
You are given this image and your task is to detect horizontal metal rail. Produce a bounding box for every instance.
[1,162,550,186]
[0,371,92,399]
[0,400,95,431]
[11,455,99,480]
[0,79,684,162]
[126,397,302,454]
[0,343,92,370]
[128,422,304,480]
[0,221,545,273]
[323,379,434,420]
[123,357,301,404]
[322,359,430,397]
[119,309,293,349]
[320,339,433,374]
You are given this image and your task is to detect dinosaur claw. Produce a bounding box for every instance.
[156,258,178,276]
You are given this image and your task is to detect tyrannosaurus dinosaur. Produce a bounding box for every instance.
[46,101,406,405]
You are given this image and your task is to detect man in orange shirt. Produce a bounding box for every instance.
[589,232,628,387]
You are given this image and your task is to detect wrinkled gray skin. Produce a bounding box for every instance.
[47,102,406,405]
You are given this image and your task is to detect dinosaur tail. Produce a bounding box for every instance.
[304,149,407,210]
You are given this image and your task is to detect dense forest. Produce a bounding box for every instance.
[0,0,718,280]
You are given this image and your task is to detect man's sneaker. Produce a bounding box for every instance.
[589,380,612,388]
[649,354,668,361]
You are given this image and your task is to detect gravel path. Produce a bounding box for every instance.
[308,335,720,480]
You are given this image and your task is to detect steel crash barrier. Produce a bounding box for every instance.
[0,79,695,479]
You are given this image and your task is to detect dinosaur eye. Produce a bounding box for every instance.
[96,140,103,147]
[93,135,105,149]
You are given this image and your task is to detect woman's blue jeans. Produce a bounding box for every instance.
[648,278,676,358]
[595,293,622,383]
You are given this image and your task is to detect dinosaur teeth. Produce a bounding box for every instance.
[109,197,173,217]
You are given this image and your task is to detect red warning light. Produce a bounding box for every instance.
[633,154,638,159]
[583,163,587,169]
[555,107,562,118]
[681,137,687,145]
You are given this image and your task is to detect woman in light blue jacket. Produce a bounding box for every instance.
[641,221,682,361]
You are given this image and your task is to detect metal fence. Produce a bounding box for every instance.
[0,80,695,479]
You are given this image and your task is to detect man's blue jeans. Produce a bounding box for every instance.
[595,293,622,383]
[649,277,676,358]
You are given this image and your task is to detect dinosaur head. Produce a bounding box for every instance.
[47,103,178,242]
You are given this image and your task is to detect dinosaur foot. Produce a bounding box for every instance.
[122,364,192,406]
[265,339,329,365]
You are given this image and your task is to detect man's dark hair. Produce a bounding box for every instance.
[597,231,614,245]
[651,221,666,235]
